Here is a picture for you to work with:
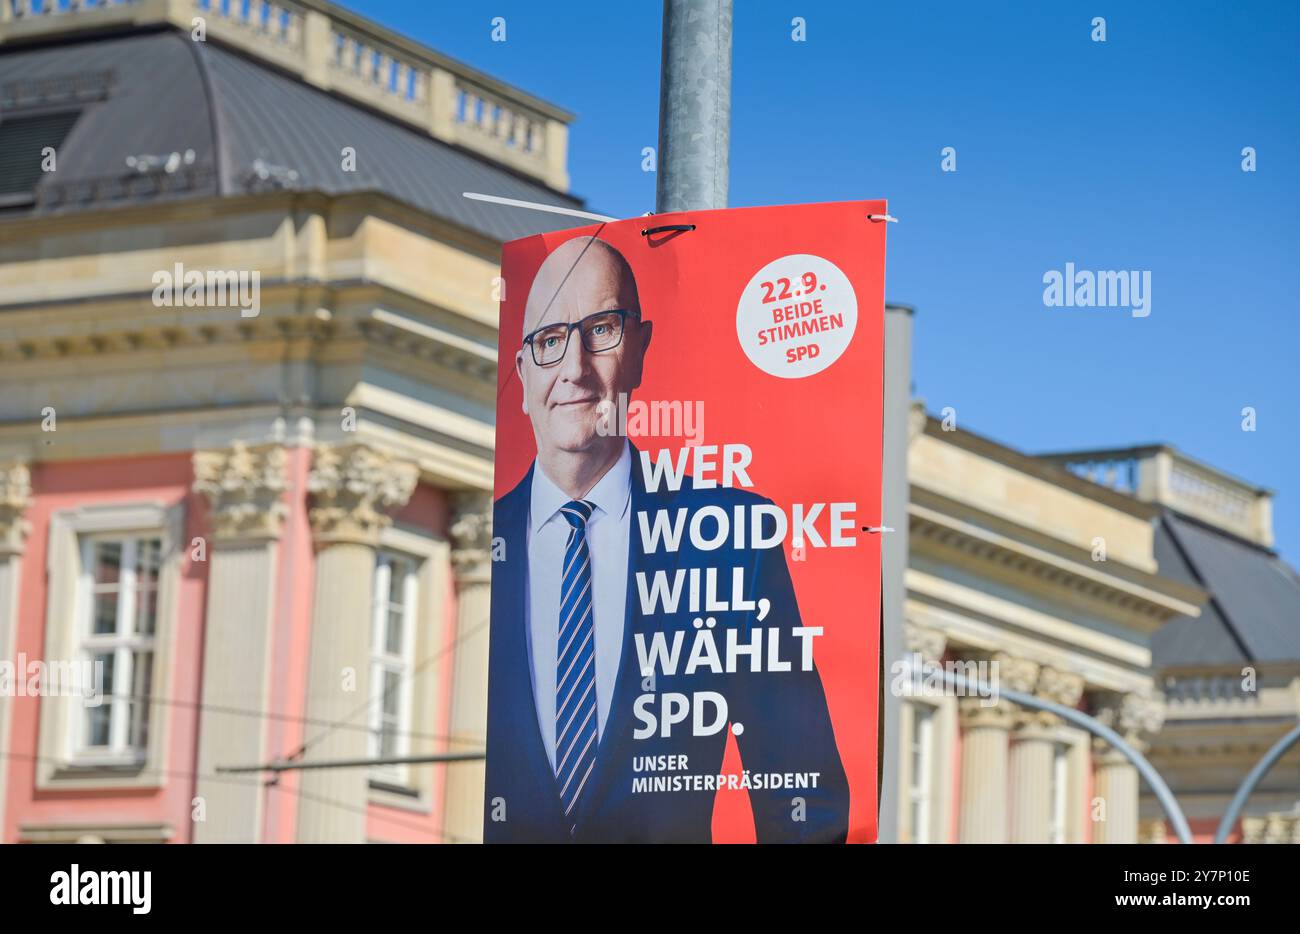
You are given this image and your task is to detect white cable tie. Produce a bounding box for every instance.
[863,526,895,534]
[462,192,618,223]
[867,214,898,223]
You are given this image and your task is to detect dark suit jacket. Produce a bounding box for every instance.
[483,447,849,843]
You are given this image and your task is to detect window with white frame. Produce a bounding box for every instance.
[75,535,161,762]
[1049,741,1071,844]
[369,550,418,785]
[906,702,936,843]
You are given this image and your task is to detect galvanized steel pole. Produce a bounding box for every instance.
[656,0,733,212]
[876,305,914,843]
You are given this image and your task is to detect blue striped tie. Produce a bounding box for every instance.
[555,499,599,834]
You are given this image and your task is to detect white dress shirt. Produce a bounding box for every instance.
[525,443,632,773]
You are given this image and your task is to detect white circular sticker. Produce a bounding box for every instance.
[736,253,857,378]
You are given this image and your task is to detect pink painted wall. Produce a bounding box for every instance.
[4,453,209,843]
[4,451,461,845]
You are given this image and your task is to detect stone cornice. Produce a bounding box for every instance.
[907,573,1155,692]
[307,443,417,546]
[0,459,32,555]
[0,278,498,387]
[1149,731,1300,761]
[0,405,495,493]
[192,442,289,542]
[1161,662,1300,682]
[0,190,507,265]
[910,502,1204,629]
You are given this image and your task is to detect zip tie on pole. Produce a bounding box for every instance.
[868,213,898,223]
[862,526,895,534]
[642,223,696,237]
[462,192,619,223]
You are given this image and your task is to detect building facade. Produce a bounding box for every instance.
[1043,446,1300,844]
[0,0,579,843]
[896,409,1204,843]
[894,422,1300,844]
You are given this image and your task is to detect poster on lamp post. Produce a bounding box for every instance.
[483,200,887,843]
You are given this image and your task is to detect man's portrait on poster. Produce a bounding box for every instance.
[483,234,849,843]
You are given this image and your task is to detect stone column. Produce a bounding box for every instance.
[441,491,492,844]
[1008,666,1084,843]
[1008,719,1054,843]
[0,462,32,840]
[1093,691,1164,844]
[295,444,416,843]
[990,654,1038,845]
[191,443,288,843]
[957,653,1016,843]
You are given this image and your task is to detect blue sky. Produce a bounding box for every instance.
[357,0,1299,558]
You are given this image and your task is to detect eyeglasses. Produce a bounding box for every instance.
[522,309,638,367]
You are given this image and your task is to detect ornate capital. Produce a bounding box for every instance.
[193,443,289,542]
[1240,817,1267,845]
[1016,666,1086,732]
[0,460,33,555]
[449,490,493,581]
[1094,691,1165,752]
[993,653,1040,695]
[903,622,946,663]
[959,695,1015,731]
[1036,667,1085,709]
[1138,818,1168,845]
[308,444,417,546]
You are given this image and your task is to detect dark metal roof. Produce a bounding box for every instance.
[1152,512,1300,667]
[0,28,585,242]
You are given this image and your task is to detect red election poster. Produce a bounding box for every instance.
[483,200,886,843]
